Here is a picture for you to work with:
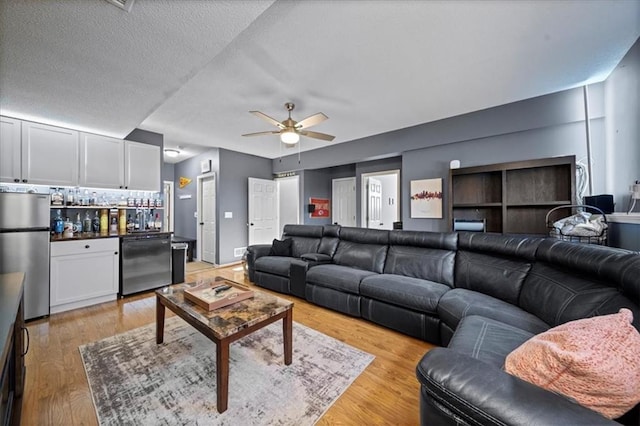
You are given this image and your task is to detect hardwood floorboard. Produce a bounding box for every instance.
[20,265,435,425]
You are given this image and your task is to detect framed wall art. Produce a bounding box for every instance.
[410,178,443,218]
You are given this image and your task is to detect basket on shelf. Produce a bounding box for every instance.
[545,204,608,245]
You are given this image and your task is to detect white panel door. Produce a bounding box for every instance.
[332,177,356,226]
[367,177,383,229]
[248,177,278,245]
[0,116,22,183]
[200,175,216,264]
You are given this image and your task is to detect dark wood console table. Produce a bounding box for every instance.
[0,272,25,426]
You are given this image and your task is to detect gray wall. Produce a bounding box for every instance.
[217,149,272,264]
[301,169,333,225]
[605,38,640,212]
[173,147,272,264]
[173,149,219,242]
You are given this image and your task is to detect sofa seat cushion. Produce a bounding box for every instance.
[448,315,535,368]
[254,256,294,277]
[360,274,449,314]
[306,264,377,294]
[438,288,549,334]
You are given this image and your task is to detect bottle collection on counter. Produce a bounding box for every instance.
[50,186,164,240]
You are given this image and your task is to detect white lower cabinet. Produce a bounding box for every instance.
[50,238,119,314]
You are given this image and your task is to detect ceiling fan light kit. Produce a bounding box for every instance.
[280,130,300,145]
[242,102,335,145]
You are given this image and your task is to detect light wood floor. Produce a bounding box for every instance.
[21,265,435,425]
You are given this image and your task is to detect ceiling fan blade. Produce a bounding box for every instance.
[299,130,335,142]
[249,111,285,129]
[295,112,328,129]
[241,130,280,137]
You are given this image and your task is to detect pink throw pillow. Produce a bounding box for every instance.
[505,308,640,419]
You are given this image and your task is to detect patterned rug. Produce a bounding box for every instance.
[79,316,374,425]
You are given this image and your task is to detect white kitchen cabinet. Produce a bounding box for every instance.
[21,120,79,186]
[79,133,125,189]
[0,116,22,183]
[125,140,161,191]
[50,238,119,314]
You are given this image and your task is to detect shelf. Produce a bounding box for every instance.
[449,156,576,234]
[453,203,502,208]
[506,201,572,207]
[51,205,163,209]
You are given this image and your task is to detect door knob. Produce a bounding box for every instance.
[250,223,254,226]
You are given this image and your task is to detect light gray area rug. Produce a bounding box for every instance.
[79,316,374,425]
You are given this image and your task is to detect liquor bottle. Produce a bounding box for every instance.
[51,188,64,206]
[92,210,100,233]
[134,214,140,230]
[100,209,109,234]
[83,211,92,234]
[154,213,162,230]
[66,188,74,206]
[74,213,83,234]
[53,209,64,235]
[126,214,134,233]
[83,189,90,206]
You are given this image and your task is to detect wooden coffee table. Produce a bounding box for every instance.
[155,277,293,413]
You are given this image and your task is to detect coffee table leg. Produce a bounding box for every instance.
[156,295,165,344]
[216,340,230,413]
[283,308,292,365]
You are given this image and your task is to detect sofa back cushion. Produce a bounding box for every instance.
[520,239,640,329]
[385,231,457,286]
[454,233,541,305]
[282,224,323,258]
[318,224,340,257]
[333,227,389,273]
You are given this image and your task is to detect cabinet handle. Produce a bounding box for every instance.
[14,178,19,182]
[22,327,30,356]
[22,179,27,183]
[114,251,118,255]
[85,244,90,249]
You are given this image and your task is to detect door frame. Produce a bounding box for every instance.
[197,172,216,264]
[162,180,174,233]
[360,169,401,228]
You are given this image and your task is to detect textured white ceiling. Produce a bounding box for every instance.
[1,0,639,163]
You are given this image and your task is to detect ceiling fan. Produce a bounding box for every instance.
[242,102,335,145]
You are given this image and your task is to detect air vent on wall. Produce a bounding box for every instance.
[104,0,135,12]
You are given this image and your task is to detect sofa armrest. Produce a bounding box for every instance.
[300,253,333,263]
[246,244,272,282]
[416,348,617,426]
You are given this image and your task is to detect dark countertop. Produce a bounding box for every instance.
[51,231,173,242]
[0,272,24,370]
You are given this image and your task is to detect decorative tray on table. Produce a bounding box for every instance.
[183,280,254,310]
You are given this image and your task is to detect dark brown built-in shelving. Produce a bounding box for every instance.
[449,156,576,235]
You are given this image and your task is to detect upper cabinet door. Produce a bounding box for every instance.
[21,121,79,186]
[0,116,22,183]
[124,140,160,191]
[79,133,125,189]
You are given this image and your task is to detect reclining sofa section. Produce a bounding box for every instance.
[247,224,640,425]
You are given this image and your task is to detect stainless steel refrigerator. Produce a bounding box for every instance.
[0,193,51,320]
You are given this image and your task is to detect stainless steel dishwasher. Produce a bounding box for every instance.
[120,233,172,296]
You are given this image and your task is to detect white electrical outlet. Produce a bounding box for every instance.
[225,211,233,219]
[193,212,198,218]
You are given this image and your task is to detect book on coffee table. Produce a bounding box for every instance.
[183,280,254,311]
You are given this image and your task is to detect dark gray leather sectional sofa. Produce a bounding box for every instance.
[246,224,640,425]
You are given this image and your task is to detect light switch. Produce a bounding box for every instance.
[193,212,198,218]
[224,211,233,219]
